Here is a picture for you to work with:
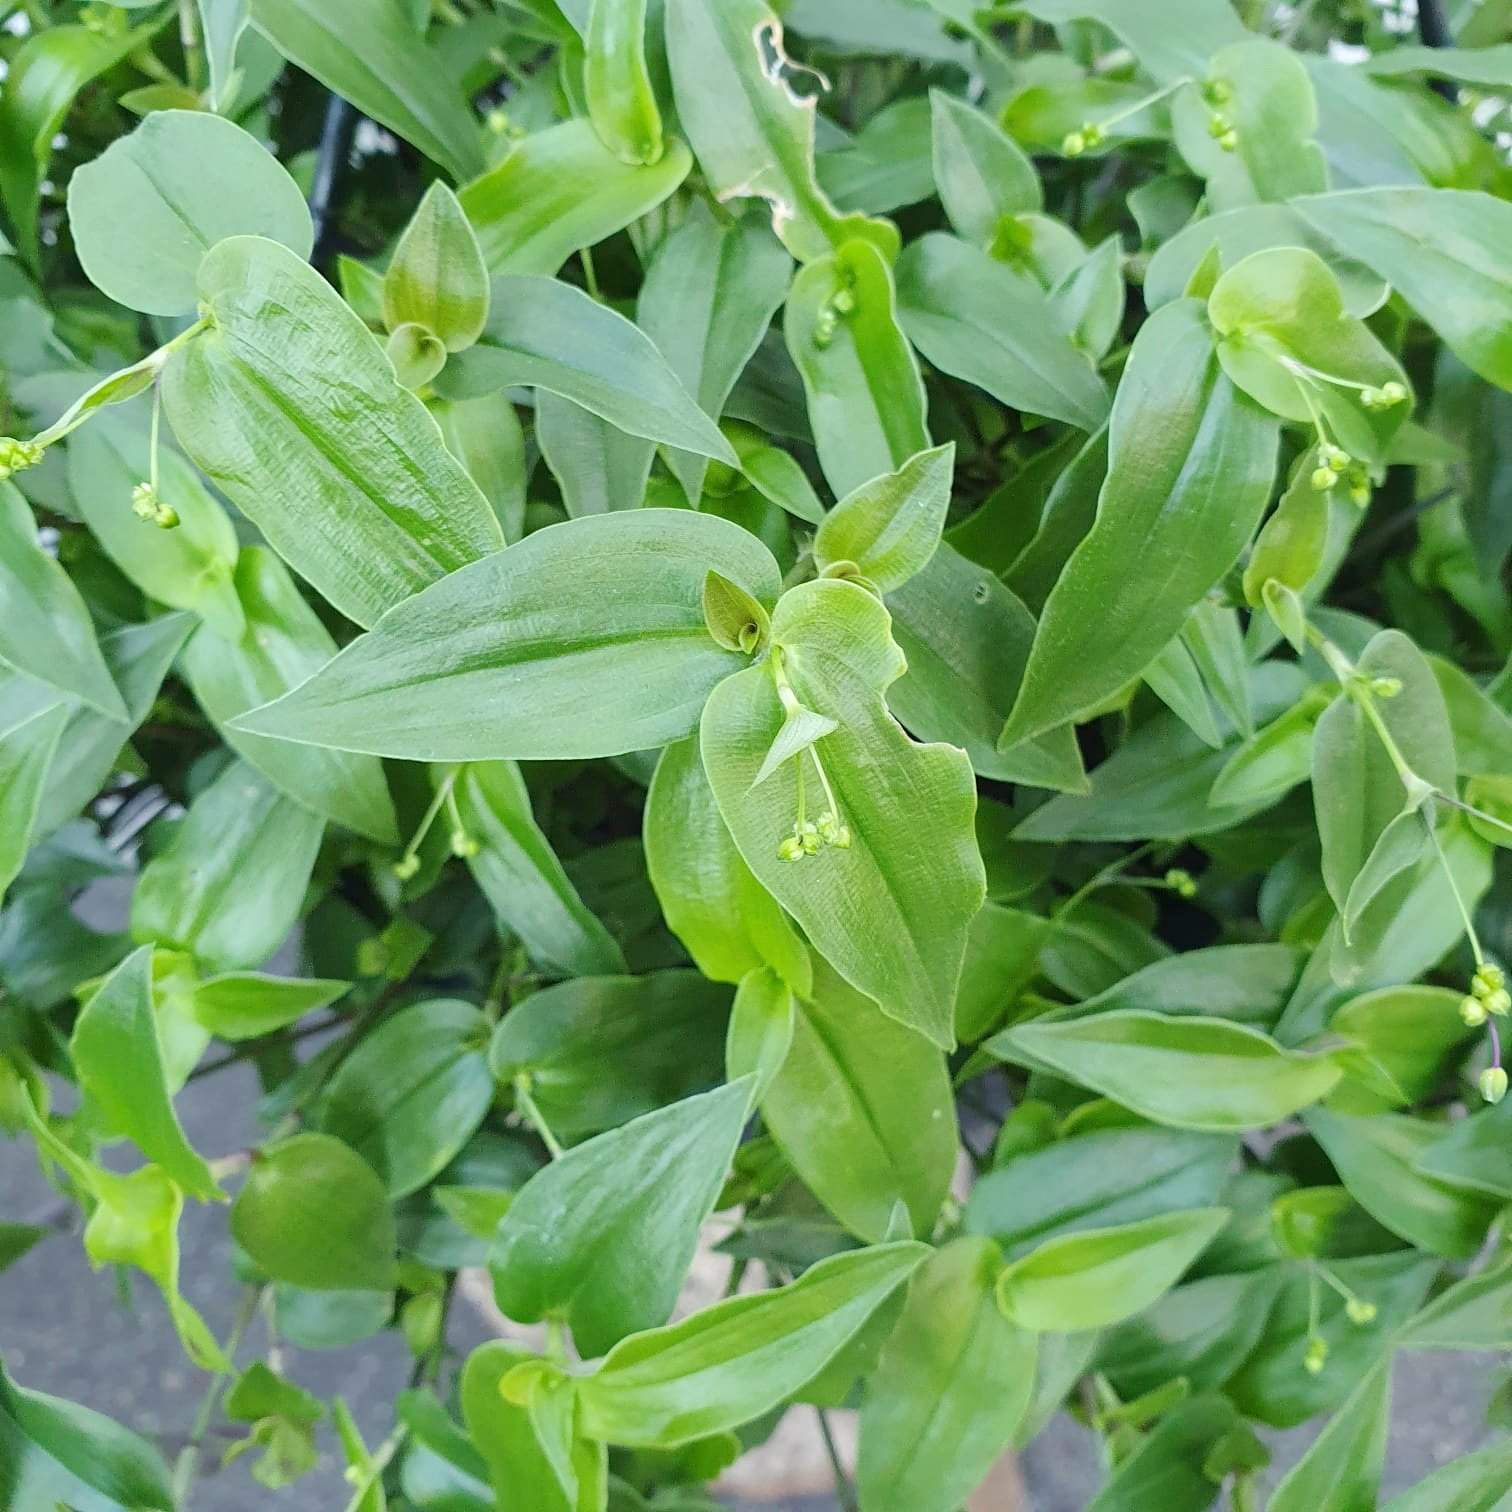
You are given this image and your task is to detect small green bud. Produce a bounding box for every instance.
[1061,130,1087,157]
[131,482,160,520]
[1461,995,1489,1027]
[1474,963,1505,993]
[813,309,838,350]
[831,287,856,316]
[0,437,44,481]
[392,853,421,881]
[777,834,804,862]
[1321,445,1351,470]
[1368,676,1402,699]
[1345,1296,1377,1326]
[1303,1336,1328,1375]
[1216,128,1238,152]
[1310,466,1338,492]
[798,821,821,856]
[1348,480,1371,509]
[153,502,179,530]
[1362,380,1407,410]
[1480,1066,1508,1105]
[1486,989,1511,1018]
[1202,78,1232,107]
[1164,867,1198,900]
[450,829,480,859]
[1207,111,1232,139]
[1082,121,1106,148]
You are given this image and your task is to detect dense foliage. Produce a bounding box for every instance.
[1,0,1512,1506]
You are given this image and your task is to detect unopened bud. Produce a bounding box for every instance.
[1345,1296,1377,1326]
[450,829,480,859]
[1311,466,1338,492]
[1480,1066,1508,1104]
[1473,963,1505,995]
[1303,1336,1328,1375]
[153,502,179,529]
[1164,867,1198,899]
[1207,111,1232,139]
[778,834,804,862]
[1202,78,1232,107]
[1486,989,1511,1018]
[1061,130,1087,157]
[1461,995,1489,1027]
[0,437,43,481]
[1368,677,1402,699]
[393,854,421,881]
[831,287,856,316]
[1216,128,1238,152]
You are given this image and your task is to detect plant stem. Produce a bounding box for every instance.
[815,1407,859,1512]
[178,0,204,90]
[514,1074,564,1158]
[172,1285,261,1505]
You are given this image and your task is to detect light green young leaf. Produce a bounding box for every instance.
[250,0,484,180]
[886,544,1087,793]
[1209,247,1411,463]
[813,444,953,593]
[318,999,494,1198]
[182,547,399,845]
[442,275,737,464]
[995,1207,1229,1332]
[0,483,123,718]
[1145,635,1223,750]
[645,737,811,991]
[785,239,930,499]
[725,965,795,1100]
[1244,448,1333,605]
[585,0,663,165]
[232,1132,398,1291]
[858,1238,1037,1512]
[234,510,780,761]
[989,1011,1342,1132]
[1269,1360,1391,1512]
[190,972,349,1041]
[488,970,732,1145]
[70,945,221,1202]
[491,1079,752,1357]
[0,702,72,902]
[750,705,837,787]
[895,234,1109,434]
[760,956,956,1242]
[1296,188,1512,390]
[536,389,655,517]
[576,1242,929,1447]
[459,119,689,276]
[430,390,528,542]
[664,0,895,262]
[382,182,489,352]
[66,415,244,639]
[452,760,626,978]
[1049,235,1126,361]
[930,89,1040,246]
[701,579,985,1049]
[1001,300,1278,747]
[0,1359,176,1512]
[638,205,795,504]
[131,760,324,972]
[1305,1107,1501,1260]
[69,111,313,316]
[162,236,503,628]
[197,0,251,113]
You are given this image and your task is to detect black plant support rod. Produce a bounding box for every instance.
[1416,0,1457,101]
[309,94,359,271]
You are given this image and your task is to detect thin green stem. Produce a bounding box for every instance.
[172,1285,262,1505]
[815,1407,859,1512]
[178,0,204,90]
[514,1074,564,1159]
[148,383,163,496]
[1425,817,1484,967]
[397,767,458,868]
[1054,841,1158,921]
[578,246,602,302]
[341,1424,408,1512]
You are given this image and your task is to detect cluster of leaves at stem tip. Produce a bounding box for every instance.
[4,0,1512,1509]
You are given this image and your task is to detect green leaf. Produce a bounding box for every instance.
[461,1343,605,1512]
[586,0,663,165]
[930,89,1040,246]
[759,956,956,1242]
[857,1238,1037,1512]
[1000,299,1278,747]
[69,110,313,316]
[459,119,690,276]
[995,1207,1228,1331]
[190,971,349,1041]
[1269,1359,1391,1512]
[250,0,484,180]
[1296,188,1512,390]
[1208,247,1411,464]
[198,0,251,113]
[576,1242,928,1447]
[1397,1258,1512,1351]
[1015,0,1246,84]
[1381,1442,1512,1512]
[536,390,655,517]
[131,760,324,972]
[638,206,794,504]
[66,414,244,639]
[1432,654,1512,777]
[954,903,1050,1042]
[431,390,528,542]
[645,736,810,990]
[895,233,1109,434]
[0,1360,175,1512]
[701,578,985,1049]
[965,1126,1236,1257]
[182,547,399,844]
[233,1132,397,1291]
[988,1011,1342,1132]
[382,182,489,352]
[1413,1098,1512,1200]
[784,239,930,499]
[317,999,494,1198]
[1083,1396,1245,1512]
[70,945,222,1202]
[0,21,157,266]
[1304,1106,1501,1260]
[442,275,737,464]
[664,0,895,262]
[813,444,953,593]
[491,1079,752,1357]
[725,965,795,1100]
[0,484,123,719]
[488,970,732,1144]
[234,510,779,760]
[162,235,504,628]
[1243,448,1333,605]
[452,761,626,978]
[1328,985,1475,1114]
